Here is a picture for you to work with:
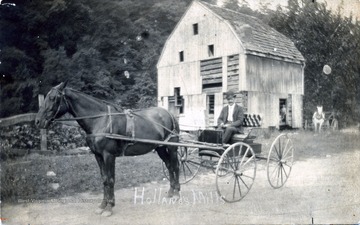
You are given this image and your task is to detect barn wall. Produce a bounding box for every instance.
[178,94,207,130]
[247,91,279,128]
[227,54,240,91]
[157,62,201,97]
[213,92,223,127]
[246,91,303,128]
[245,55,304,95]
[291,94,303,128]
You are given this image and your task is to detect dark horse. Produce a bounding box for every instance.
[35,82,180,216]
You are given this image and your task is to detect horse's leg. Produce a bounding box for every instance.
[168,134,180,196]
[101,152,116,217]
[167,145,180,198]
[156,146,177,198]
[94,154,108,214]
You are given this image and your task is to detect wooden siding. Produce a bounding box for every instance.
[246,91,303,128]
[245,55,303,94]
[157,62,202,97]
[157,2,243,68]
[201,57,223,86]
[227,54,239,91]
[286,94,293,125]
[291,94,303,128]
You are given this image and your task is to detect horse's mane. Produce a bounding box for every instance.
[66,87,124,112]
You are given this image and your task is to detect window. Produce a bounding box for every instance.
[207,95,215,115]
[174,87,184,114]
[202,82,222,89]
[193,23,198,35]
[174,87,182,106]
[179,51,184,62]
[208,45,214,57]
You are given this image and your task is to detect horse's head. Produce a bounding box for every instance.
[35,82,69,129]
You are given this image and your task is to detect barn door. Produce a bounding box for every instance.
[279,99,287,127]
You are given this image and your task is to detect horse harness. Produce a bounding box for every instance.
[53,97,179,152]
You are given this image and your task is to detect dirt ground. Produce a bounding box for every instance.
[2,132,360,224]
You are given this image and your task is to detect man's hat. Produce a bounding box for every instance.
[224,89,237,99]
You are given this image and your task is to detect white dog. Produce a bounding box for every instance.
[313,106,325,133]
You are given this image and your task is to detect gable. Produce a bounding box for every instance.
[157,1,243,68]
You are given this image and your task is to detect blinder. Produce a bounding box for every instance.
[45,88,69,122]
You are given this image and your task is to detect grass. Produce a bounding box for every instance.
[1,152,165,203]
[1,130,359,203]
[289,130,360,160]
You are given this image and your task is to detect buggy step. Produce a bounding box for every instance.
[199,150,222,158]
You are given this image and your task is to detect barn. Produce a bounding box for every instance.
[157,0,305,130]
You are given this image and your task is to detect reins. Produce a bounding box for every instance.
[52,91,181,139]
[54,112,125,122]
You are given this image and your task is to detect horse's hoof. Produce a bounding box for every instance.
[173,190,180,200]
[172,195,180,202]
[101,210,112,217]
[95,208,104,215]
[101,206,113,217]
[166,189,174,198]
[95,201,107,214]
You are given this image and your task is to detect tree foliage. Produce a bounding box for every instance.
[0,0,190,117]
[266,0,360,125]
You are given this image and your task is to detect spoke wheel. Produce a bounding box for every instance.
[267,133,294,189]
[331,119,338,131]
[162,146,201,184]
[215,142,257,203]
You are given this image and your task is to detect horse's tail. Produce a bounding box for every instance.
[168,110,180,134]
[159,107,179,135]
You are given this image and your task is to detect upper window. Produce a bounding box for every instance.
[193,23,198,35]
[208,45,214,57]
[179,51,184,62]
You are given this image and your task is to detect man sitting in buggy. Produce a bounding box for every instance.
[217,89,245,144]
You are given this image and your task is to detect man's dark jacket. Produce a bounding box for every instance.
[217,104,244,132]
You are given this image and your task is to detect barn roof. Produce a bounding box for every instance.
[199,1,305,62]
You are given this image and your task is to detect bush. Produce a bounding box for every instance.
[0,121,86,160]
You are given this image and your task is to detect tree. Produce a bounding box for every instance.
[0,0,91,117]
[266,0,360,125]
[1,0,191,117]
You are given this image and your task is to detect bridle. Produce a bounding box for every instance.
[47,88,70,122]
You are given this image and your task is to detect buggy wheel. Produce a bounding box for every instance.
[162,146,200,184]
[215,142,257,203]
[267,133,294,189]
[331,119,338,130]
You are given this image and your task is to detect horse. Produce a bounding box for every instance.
[35,82,180,217]
[312,105,325,133]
